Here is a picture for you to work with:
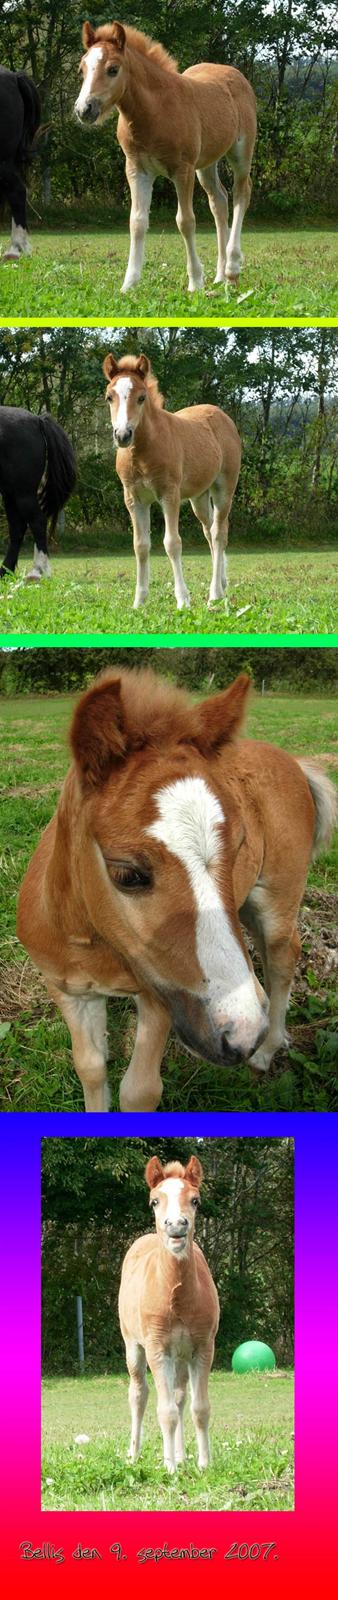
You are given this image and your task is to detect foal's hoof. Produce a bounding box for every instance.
[176,595,191,611]
[26,572,42,584]
[2,249,20,264]
[250,1047,272,1075]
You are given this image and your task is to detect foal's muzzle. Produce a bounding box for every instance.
[114,427,133,447]
[75,98,101,124]
[169,992,269,1068]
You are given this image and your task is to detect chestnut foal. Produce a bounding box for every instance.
[119,1155,219,1473]
[17,668,336,1113]
[75,21,257,293]
[103,351,241,611]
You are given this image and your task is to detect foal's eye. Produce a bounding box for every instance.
[191,1197,199,1208]
[137,394,145,405]
[110,861,153,893]
[151,1198,159,1209]
[107,64,120,77]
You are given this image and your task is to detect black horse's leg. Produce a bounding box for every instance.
[26,503,52,580]
[1,163,31,261]
[0,498,27,577]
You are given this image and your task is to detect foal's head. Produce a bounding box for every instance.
[103,352,162,448]
[146,1156,202,1257]
[69,668,268,1067]
[75,22,127,124]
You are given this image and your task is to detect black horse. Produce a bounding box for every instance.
[0,408,76,579]
[0,65,40,260]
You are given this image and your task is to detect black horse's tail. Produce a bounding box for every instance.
[39,416,76,529]
[16,73,41,166]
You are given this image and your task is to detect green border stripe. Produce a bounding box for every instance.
[1,317,338,330]
[1,633,336,650]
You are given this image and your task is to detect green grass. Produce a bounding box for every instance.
[0,225,337,319]
[41,1370,294,1511]
[1,548,337,636]
[0,689,337,1112]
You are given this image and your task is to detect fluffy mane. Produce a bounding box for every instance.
[94,24,178,75]
[114,354,165,410]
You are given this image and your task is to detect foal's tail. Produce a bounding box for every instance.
[297,760,337,857]
[39,416,76,528]
[16,74,41,165]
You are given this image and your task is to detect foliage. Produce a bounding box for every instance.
[41,1136,294,1372]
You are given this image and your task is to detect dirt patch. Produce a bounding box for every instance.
[2,780,62,798]
[0,958,49,1022]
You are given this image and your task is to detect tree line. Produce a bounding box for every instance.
[1,2,337,221]
[1,326,337,548]
[1,644,338,695]
[42,1137,294,1372]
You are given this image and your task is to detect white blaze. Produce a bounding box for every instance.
[113,376,133,433]
[159,1177,184,1226]
[75,46,103,113]
[147,776,263,1038]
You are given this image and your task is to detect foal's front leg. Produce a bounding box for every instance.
[189,1348,213,1469]
[122,160,153,292]
[146,1347,178,1474]
[124,493,151,608]
[174,166,204,291]
[162,489,191,609]
[46,985,110,1111]
[119,993,171,1112]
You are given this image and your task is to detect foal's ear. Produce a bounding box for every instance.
[82,22,95,50]
[136,354,150,380]
[111,21,126,52]
[192,674,251,754]
[184,1155,203,1189]
[70,676,126,791]
[102,353,119,380]
[145,1157,164,1189]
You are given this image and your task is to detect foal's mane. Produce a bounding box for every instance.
[94,24,178,75]
[115,354,164,410]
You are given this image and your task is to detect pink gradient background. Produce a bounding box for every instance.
[1,1111,337,1595]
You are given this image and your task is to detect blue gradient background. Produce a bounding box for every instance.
[1,1111,337,1595]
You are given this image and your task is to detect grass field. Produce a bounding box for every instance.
[0,548,337,637]
[41,1370,294,1512]
[0,689,337,1113]
[1,225,337,319]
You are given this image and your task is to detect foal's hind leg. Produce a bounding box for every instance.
[125,1341,148,1461]
[226,138,253,283]
[242,887,301,1072]
[208,477,231,608]
[196,163,229,283]
[190,490,226,604]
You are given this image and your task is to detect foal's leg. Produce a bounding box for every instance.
[0,497,27,577]
[208,476,231,608]
[190,489,227,603]
[189,1349,213,1469]
[125,1341,148,1461]
[1,165,32,261]
[146,1348,178,1474]
[122,161,153,292]
[124,494,151,608]
[161,489,191,609]
[242,889,301,1072]
[226,139,253,283]
[196,162,229,283]
[46,985,110,1111]
[119,993,171,1112]
[26,503,51,581]
[174,1360,188,1466]
[174,166,204,291]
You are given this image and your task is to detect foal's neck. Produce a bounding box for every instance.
[157,1234,197,1293]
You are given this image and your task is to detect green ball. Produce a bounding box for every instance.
[232,1340,276,1374]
